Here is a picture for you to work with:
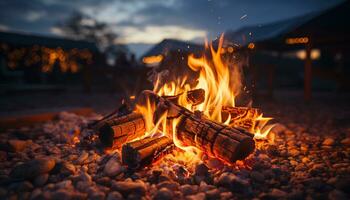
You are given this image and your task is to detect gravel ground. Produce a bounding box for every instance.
[0,94,349,200]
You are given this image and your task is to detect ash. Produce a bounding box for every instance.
[0,101,349,200]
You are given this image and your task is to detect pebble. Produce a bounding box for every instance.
[340,138,350,146]
[10,158,55,180]
[104,157,123,177]
[288,149,300,157]
[7,139,31,152]
[33,173,49,187]
[186,192,206,200]
[106,191,123,200]
[154,188,173,200]
[75,151,89,165]
[111,180,146,196]
[216,172,250,193]
[328,189,348,200]
[250,171,265,183]
[180,184,198,196]
[322,138,335,146]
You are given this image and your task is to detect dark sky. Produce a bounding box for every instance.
[0,0,344,56]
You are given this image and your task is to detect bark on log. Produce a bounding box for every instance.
[99,112,146,148]
[98,89,205,148]
[163,88,205,106]
[138,90,255,163]
[122,136,174,169]
[221,106,261,131]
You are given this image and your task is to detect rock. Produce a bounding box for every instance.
[55,180,73,189]
[111,180,146,196]
[186,192,205,200]
[340,138,350,146]
[157,181,179,191]
[30,188,42,200]
[206,158,223,169]
[88,189,105,200]
[75,151,89,165]
[180,184,198,196]
[195,163,209,176]
[328,190,348,200]
[215,172,250,193]
[266,188,287,199]
[51,189,87,200]
[154,188,173,200]
[287,190,304,200]
[250,171,265,183]
[60,162,76,175]
[104,157,123,177]
[13,181,34,192]
[288,149,300,157]
[106,191,123,200]
[33,173,49,187]
[77,171,92,183]
[220,192,233,200]
[322,138,335,146]
[205,189,220,200]
[10,158,55,180]
[8,140,31,152]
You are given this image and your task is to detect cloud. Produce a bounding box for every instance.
[116,25,207,44]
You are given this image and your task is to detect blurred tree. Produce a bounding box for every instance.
[56,11,127,53]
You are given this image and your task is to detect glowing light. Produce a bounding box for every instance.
[142,55,163,64]
[295,49,321,60]
[248,43,255,49]
[286,37,309,45]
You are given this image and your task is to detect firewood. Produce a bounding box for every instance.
[99,112,146,148]
[221,106,261,131]
[122,136,175,169]
[98,89,205,148]
[163,88,205,106]
[138,90,255,163]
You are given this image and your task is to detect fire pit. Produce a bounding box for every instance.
[0,36,349,200]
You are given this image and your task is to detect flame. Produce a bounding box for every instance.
[137,34,274,162]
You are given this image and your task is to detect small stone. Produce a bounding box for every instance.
[268,188,287,199]
[30,188,42,200]
[15,181,34,192]
[104,157,123,177]
[340,138,350,146]
[55,180,73,189]
[288,149,300,157]
[154,188,173,200]
[206,158,223,169]
[111,180,146,196]
[33,173,49,187]
[186,192,205,200]
[60,162,76,175]
[220,192,233,200]
[157,181,179,191]
[216,172,249,193]
[250,171,265,183]
[195,163,209,176]
[180,184,198,196]
[322,138,335,146]
[10,158,55,180]
[75,151,89,165]
[205,188,220,200]
[107,191,123,200]
[8,140,30,152]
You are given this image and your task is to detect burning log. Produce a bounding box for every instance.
[122,136,174,169]
[163,88,205,106]
[98,89,205,148]
[221,106,261,131]
[99,112,146,148]
[139,90,255,163]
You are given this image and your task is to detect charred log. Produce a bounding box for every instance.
[98,112,146,148]
[163,88,205,106]
[122,136,174,169]
[138,90,255,163]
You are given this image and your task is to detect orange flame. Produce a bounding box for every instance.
[138,34,274,161]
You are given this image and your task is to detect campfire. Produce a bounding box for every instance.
[94,35,274,170]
